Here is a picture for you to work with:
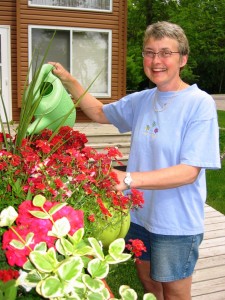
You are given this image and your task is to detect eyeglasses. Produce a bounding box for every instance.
[142,50,180,59]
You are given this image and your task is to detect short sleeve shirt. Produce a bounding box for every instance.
[103,84,221,235]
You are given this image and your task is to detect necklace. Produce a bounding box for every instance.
[153,81,183,112]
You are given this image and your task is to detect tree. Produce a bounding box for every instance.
[168,0,225,93]
[127,0,225,93]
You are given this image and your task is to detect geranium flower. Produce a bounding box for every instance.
[0,269,19,282]
[2,199,84,267]
[126,239,147,258]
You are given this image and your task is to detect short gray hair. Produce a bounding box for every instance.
[143,21,190,55]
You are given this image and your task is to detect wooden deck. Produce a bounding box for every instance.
[192,205,225,299]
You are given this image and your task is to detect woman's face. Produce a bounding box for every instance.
[143,37,188,91]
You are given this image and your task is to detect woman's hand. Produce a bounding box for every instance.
[48,62,73,85]
[112,168,129,191]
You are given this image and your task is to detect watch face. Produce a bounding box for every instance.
[124,174,132,185]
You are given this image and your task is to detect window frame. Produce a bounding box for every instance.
[28,0,113,13]
[28,25,112,98]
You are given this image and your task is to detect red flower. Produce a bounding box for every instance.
[0,132,11,142]
[54,178,64,188]
[129,189,144,208]
[35,140,51,153]
[126,239,147,258]
[97,198,112,217]
[0,269,19,282]
[88,214,95,222]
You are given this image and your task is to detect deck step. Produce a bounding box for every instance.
[87,142,130,154]
[86,133,131,144]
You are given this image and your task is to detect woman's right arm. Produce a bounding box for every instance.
[49,62,110,124]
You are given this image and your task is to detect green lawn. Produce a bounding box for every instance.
[207,110,225,215]
[218,110,225,128]
[206,159,225,214]
[107,261,145,298]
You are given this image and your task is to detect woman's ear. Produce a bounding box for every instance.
[180,55,188,68]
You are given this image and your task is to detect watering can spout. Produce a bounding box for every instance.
[27,64,76,135]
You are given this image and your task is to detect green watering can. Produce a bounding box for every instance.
[27,64,76,134]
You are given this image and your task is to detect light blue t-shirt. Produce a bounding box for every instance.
[103,84,221,235]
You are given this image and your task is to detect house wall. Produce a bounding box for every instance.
[14,0,127,122]
[0,0,18,122]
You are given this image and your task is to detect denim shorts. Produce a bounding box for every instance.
[125,222,203,282]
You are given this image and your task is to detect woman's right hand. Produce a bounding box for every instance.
[48,62,73,86]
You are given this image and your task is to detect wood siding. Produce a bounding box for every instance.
[2,0,127,122]
[0,0,17,122]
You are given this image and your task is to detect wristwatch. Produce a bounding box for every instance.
[124,172,133,189]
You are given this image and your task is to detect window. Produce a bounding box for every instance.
[28,0,112,12]
[29,26,112,97]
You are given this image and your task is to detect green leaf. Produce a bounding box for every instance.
[55,239,66,255]
[29,251,55,272]
[68,292,83,300]
[120,287,137,300]
[101,287,111,299]
[86,291,105,300]
[143,293,157,300]
[71,227,85,243]
[16,270,40,290]
[0,206,18,227]
[10,232,34,250]
[81,256,92,268]
[58,237,74,255]
[68,236,94,256]
[10,239,25,250]
[114,253,131,263]
[25,188,33,200]
[47,247,59,264]
[23,270,43,285]
[57,256,83,281]
[48,217,70,237]
[34,241,47,252]
[88,237,105,261]
[73,244,94,256]
[82,274,105,292]
[105,253,131,265]
[87,258,109,279]
[38,276,64,298]
[25,232,34,245]
[108,238,125,259]
[33,194,46,207]
[48,202,67,215]
[23,259,35,271]
[28,210,49,219]
[0,280,17,300]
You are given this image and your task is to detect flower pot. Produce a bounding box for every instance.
[97,210,130,247]
[102,279,114,298]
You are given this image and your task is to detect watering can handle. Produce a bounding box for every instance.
[37,64,56,84]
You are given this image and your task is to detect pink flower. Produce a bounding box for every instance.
[53,206,84,235]
[2,200,84,267]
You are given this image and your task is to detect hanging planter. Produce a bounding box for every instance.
[97,210,131,247]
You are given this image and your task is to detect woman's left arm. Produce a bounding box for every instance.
[113,164,201,191]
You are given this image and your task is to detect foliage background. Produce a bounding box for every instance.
[127,0,225,94]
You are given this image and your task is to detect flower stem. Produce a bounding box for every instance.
[10,226,32,251]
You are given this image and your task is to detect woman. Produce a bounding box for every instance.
[49,21,221,300]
